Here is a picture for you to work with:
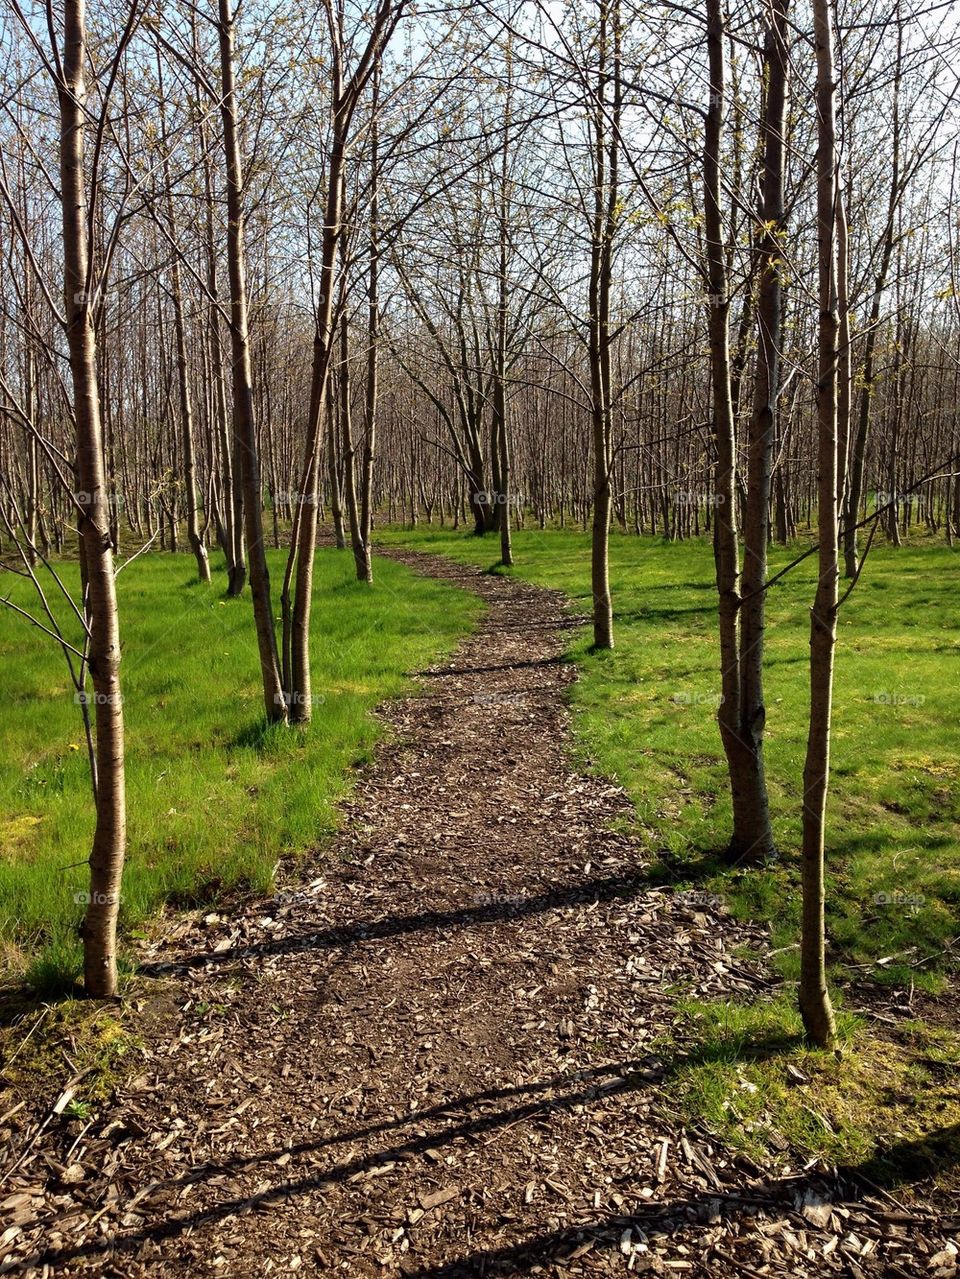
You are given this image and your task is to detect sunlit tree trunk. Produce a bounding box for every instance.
[800,0,840,1049]
[217,0,285,721]
[704,0,746,850]
[587,0,620,650]
[733,0,788,861]
[59,0,126,997]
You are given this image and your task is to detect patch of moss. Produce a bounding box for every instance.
[660,995,960,1193]
[1,996,140,1109]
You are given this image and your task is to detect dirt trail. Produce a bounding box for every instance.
[5,553,949,1277]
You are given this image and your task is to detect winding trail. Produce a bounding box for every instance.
[7,552,948,1277]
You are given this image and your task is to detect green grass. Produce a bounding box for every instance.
[660,995,960,1185]
[379,526,960,991]
[0,547,479,989]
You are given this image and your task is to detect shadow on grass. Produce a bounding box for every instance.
[226,717,292,753]
[615,604,712,623]
[646,847,745,887]
[850,1123,960,1187]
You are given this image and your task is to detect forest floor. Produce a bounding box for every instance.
[2,552,958,1277]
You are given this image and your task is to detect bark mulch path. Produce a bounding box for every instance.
[2,552,956,1277]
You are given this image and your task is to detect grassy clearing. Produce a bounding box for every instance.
[381,526,960,991]
[0,547,479,990]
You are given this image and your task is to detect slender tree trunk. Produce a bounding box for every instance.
[733,0,789,861]
[800,0,840,1048]
[217,0,284,721]
[285,8,404,720]
[286,90,346,721]
[494,51,514,568]
[159,69,209,584]
[587,0,619,650]
[24,339,39,565]
[199,78,241,588]
[326,376,346,549]
[842,25,902,577]
[705,0,748,852]
[59,0,126,997]
[340,315,368,580]
[357,66,380,584]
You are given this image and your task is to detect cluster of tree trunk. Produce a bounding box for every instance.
[0,0,956,1014]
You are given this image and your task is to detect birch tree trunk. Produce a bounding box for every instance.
[59,0,126,997]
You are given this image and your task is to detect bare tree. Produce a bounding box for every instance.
[799,0,840,1049]
[216,0,285,722]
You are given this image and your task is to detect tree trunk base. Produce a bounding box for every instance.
[799,983,837,1049]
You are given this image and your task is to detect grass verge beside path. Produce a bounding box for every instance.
[0,546,479,991]
[380,526,960,989]
[380,526,960,1188]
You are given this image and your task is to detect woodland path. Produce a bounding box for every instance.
[7,552,951,1277]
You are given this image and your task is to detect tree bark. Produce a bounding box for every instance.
[800,0,840,1049]
[217,0,285,721]
[733,0,789,861]
[704,0,747,852]
[59,0,126,997]
[587,0,619,650]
